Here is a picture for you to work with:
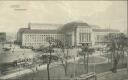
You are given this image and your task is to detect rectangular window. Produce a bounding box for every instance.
[79,33,91,43]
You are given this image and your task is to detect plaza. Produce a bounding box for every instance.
[0,45,127,80]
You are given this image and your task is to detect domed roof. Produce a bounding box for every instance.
[61,21,90,32]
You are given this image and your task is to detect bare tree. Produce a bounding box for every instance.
[55,40,71,76]
[79,43,94,73]
[40,37,58,80]
[106,33,128,73]
[45,37,54,80]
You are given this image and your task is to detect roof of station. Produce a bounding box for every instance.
[60,21,91,32]
[18,21,119,34]
[18,28,62,34]
[93,29,120,32]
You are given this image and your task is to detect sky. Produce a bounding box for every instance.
[0,1,127,34]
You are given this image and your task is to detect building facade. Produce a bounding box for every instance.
[93,29,119,45]
[61,22,93,46]
[17,24,65,48]
[0,32,6,42]
[22,31,65,48]
[17,21,120,48]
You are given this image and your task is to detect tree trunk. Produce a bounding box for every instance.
[111,52,113,68]
[64,61,68,76]
[64,67,67,76]
[114,61,118,73]
[112,59,118,73]
[84,54,86,73]
[125,51,128,73]
[47,50,51,80]
[86,53,89,74]
[47,63,50,80]
[122,50,124,65]
[127,53,128,74]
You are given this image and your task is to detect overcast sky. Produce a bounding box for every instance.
[0,1,127,34]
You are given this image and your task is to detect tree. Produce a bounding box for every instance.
[40,37,62,80]
[55,40,71,76]
[45,37,55,80]
[125,46,128,73]
[79,43,94,73]
[106,33,128,73]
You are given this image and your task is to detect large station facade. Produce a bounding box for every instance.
[17,21,119,48]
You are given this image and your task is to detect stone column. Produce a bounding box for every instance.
[76,27,80,46]
[91,30,95,46]
[72,31,75,46]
